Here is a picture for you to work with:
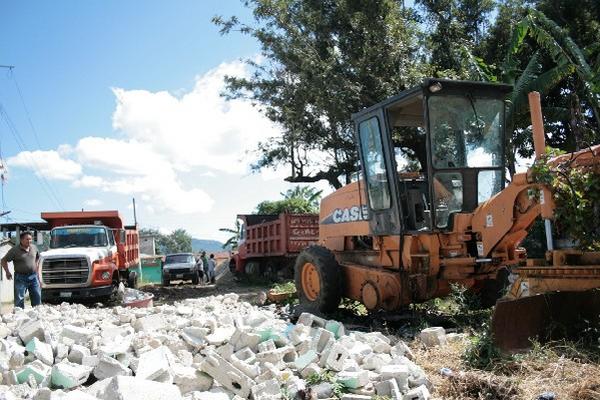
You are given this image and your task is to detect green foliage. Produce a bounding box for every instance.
[338,298,368,317]
[270,280,296,294]
[219,219,241,250]
[139,228,193,254]
[305,370,348,399]
[463,320,504,369]
[255,185,322,214]
[531,148,600,250]
[214,0,427,189]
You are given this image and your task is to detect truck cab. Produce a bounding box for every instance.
[352,78,512,236]
[39,211,140,303]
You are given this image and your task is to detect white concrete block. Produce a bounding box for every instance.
[257,339,276,353]
[180,327,208,349]
[294,349,318,371]
[97,376,182,400]
[391,340,415,360]
[403,385,431,400]
[215,343,234,360]
[418,327,447,347]
[336,370,370,389]
[311,328,334,353]
[136,346,172,381]
[55,343,70,362]
[299,363,321,379]
[18,320,46,345]
[199,351,255,398]
[256,346,297,365]
[68,344,91,364]
[133,314,168,333]
[93,355,131,380]
[251,378,280,399]
[61,325,94,345]
[171,364,213,394]
[25,338,53,366]
[51,361,92,389]
[325,343,349,371]
[361,353,392,371]
[206,326,235,346]
[375,378,402,399]
[9,351,25,370]
[82,355,99,368]
[381,364,409,393]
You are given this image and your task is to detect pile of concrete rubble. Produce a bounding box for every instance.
[0,294,433,400]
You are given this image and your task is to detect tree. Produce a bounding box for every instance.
[169,229,193,253]
[255,185,322,214]
[214,0,426,189]
[281,185,323,210]
[219,219,241,250]
[416,0,495,74]
[468,8,600,174]
[139,228,193,254]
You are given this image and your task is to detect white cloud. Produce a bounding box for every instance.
[111,60,281,174]
[7,150,82,180]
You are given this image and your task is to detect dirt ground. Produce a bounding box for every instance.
[141,259,268,306]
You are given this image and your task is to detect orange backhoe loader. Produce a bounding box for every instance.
[294,78,600,350]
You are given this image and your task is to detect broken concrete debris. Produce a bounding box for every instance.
[0,295,433,399]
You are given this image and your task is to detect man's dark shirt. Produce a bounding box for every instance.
[2,244,39,274]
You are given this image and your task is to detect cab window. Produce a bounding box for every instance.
[359,117,391,211]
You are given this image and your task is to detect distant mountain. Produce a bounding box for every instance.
[192,238,227,252]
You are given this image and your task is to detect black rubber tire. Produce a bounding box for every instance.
[294,245,341,314]
[162,275,170,286]
[127,271,138,289]
[191,271,200,285]
[101,278,120,306]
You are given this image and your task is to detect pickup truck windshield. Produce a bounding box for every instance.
[165,254,194,264]
[50,227,109,249]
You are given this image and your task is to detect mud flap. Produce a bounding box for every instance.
[492,290,600,352]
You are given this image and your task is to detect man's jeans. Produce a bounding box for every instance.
[14,273,42,309]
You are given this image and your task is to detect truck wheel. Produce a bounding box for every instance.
[294,246,341,314]
[127,271,138,289]
[192,271,200,285]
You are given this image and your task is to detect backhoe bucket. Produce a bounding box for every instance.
[492,289,600,352]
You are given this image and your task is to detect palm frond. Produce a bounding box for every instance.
[502,19,530,83]
[507,51,543,124]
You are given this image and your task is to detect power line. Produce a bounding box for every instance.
[0,103,65,210]
[9,70,44,150]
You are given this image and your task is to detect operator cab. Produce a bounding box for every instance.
[353,79,512,235]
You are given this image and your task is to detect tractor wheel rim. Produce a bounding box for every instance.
[301,262,320,301]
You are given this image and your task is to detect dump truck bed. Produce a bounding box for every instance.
[239,213,319,257]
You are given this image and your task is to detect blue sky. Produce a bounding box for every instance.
[0,0,332,241]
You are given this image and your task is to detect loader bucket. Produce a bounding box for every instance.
[492,290,600,352]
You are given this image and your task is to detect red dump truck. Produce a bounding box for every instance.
[230,213,319,279]
[39,210,140,303]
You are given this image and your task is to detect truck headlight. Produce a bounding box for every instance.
[101,271,110,280]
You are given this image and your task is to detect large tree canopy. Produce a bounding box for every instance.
[215,0,600,188]
[214,0,427,188]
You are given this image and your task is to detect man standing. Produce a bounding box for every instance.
[207,254,217,284]
[1,232,41,308]
[200,251,209,284]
